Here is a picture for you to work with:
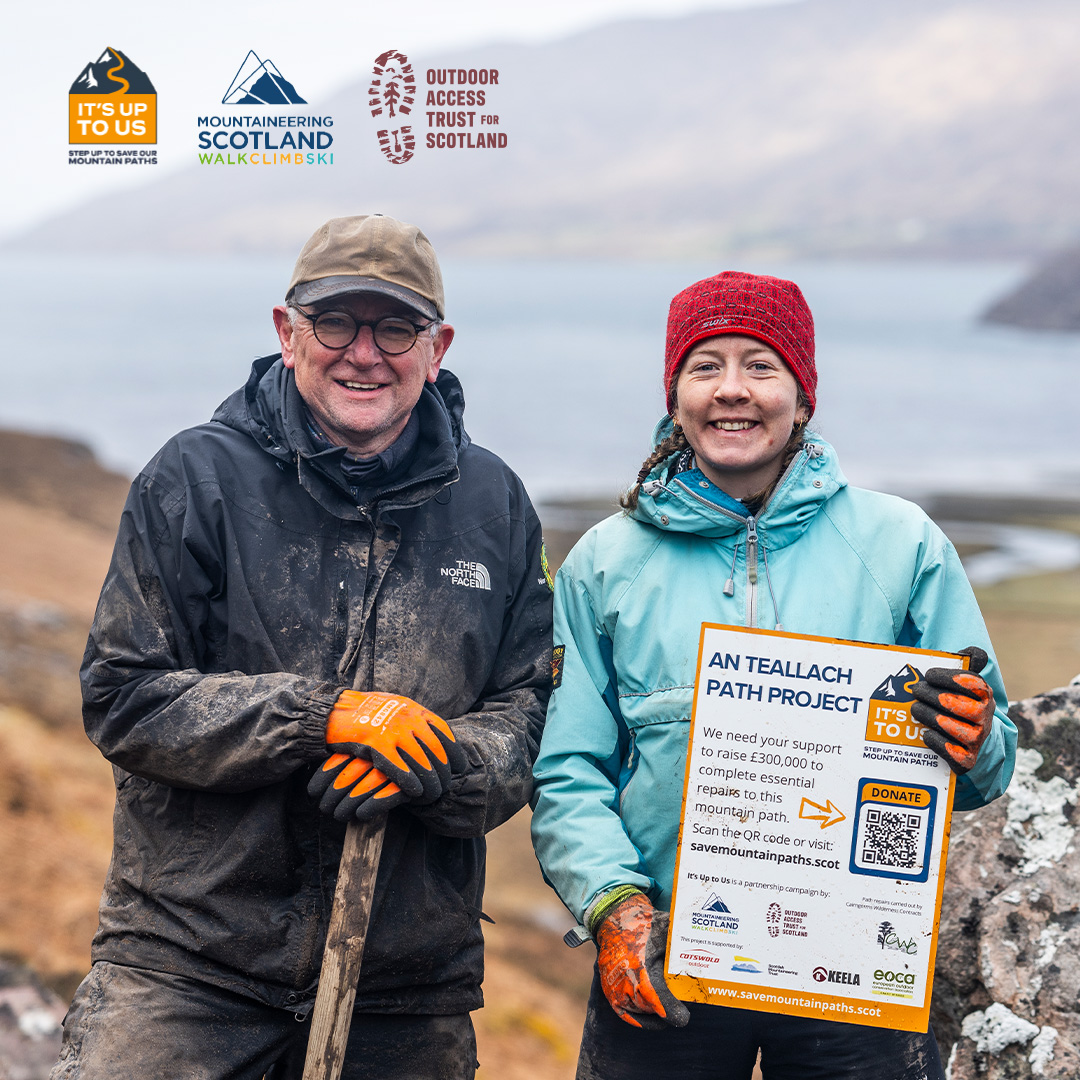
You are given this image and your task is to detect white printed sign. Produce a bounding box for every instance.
[666,624,962,1032]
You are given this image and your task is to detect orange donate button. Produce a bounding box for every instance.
[860,782,932,808]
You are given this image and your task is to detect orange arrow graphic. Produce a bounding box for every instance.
[799,797,847,829]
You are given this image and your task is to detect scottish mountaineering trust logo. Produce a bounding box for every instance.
[222,51,306,104]
[69,47,157,166]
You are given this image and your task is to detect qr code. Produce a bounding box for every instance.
[860,808,921,869]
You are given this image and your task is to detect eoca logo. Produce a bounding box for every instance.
[370,50,416,164]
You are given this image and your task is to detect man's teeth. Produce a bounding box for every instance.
[343,382,379,390]
[714,421,754,431]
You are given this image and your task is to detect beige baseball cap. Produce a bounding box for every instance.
[286,214,445,320]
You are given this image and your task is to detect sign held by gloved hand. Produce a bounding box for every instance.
[667,624,965,1033]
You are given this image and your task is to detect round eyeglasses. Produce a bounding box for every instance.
[295,309,433,355]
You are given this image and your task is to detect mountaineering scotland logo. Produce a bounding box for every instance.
[369,50,416,164]
[222,51,306,105]
[691,893,740,935]
[69,47,156,144]
[197,52,333,166]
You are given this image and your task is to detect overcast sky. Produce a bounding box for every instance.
[0,0,797,241]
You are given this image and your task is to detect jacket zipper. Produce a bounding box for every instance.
[668,443,822,630]
[745,515,759,627]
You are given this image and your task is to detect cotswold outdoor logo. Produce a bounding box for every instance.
[691,893,740,936]
[197,51,333,167]
[68,47,157,168]
[812,966,861,986]
[440,560,491,590]
[369,51,509,164]
[678,949,723,972]
[877,921,918,955]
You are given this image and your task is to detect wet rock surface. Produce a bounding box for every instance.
[932,683,1080,1078]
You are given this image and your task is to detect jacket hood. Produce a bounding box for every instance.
[629,413,847,549]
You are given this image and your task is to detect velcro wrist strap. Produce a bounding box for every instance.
[586,885,645,937]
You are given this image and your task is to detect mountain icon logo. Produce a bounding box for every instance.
[222,51,306,105]
[701,892,732,914]
[70,47,155,96]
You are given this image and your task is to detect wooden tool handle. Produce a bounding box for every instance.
[302,817,387,1080]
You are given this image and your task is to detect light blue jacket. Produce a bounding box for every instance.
[531,430,1016,926]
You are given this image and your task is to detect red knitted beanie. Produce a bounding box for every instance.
[664,271,817,415]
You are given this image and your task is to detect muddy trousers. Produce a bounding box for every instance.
[50,962,478,1080]
[576,972,944,1080]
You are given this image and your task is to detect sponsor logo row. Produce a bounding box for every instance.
[68,47,509,167]
[681,895,919,998]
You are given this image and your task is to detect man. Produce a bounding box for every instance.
[53,215,553,1079]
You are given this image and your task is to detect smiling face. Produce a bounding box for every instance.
[273,295,454,457]
[673,334,808,500]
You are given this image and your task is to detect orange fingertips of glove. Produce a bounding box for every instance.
[911,649,995,776]
[307,754,405,822]
[325,690,466,801]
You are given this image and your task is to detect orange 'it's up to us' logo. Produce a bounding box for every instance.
[69,47,156,144]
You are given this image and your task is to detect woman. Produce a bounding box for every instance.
[530,271,1016,1080]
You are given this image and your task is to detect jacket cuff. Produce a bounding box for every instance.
[584,884,646,937]
[299,685,345,760]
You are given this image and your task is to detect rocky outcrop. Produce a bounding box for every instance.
[932,682,1080,1078]
[0,961,66,1080]
[982,249,1080,332]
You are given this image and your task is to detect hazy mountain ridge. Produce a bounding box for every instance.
[12,0,1080,259]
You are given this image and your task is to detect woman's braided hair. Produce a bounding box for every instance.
[619,425,690,511]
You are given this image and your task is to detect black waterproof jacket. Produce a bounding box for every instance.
[81,356,553,1015]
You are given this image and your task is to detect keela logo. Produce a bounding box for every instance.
[370,50,416,163]
[441,560,491,590]
[691,893,740,935]
[69,47,156,145]
[877,921,918,955]
[222,51,306,104]
[812,966,860,985]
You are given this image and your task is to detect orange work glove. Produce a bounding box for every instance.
[596,893,690,1030]
[324,690,466,800]
[911,646,995,774]
[307,754,407,822]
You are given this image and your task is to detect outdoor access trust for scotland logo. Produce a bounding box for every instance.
[197,51,333,167]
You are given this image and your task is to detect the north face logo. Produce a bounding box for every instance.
[440,560,491,590]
